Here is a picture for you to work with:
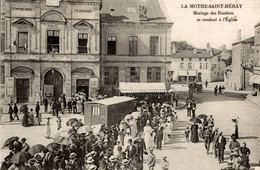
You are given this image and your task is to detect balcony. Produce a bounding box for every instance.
[1,53,100,63]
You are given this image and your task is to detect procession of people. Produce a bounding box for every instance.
[1,87,254,170]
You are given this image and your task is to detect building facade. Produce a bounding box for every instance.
[170,49,212,83]
[100,0,173,96]
[230,36,254,90]
[1,0,101,104]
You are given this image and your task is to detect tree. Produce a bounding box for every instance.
[171,41,194,51]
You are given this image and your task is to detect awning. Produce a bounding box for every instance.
[249,75,260,85]
[119,82,168,93]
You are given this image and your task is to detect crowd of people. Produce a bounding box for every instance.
[184,110,251,170]
[214,85,226,96]
[2,100,180,170]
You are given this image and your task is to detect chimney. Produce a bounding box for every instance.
[237,29,241,41]
[206,42,211,52]
[222,44,226,51]
[139,0,148,21]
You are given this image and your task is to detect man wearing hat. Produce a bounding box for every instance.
[120,159,131,170]
[148,148,156,170]
[212,128,219,158]
[107,155,120,169]
[204,125,213,154]
[34,154,44,170]
[85,156,95,169]
[216,131,226,163]
[125,139,137,160]
[67,153,80,170]
[21,138,30,152]
[27,158,37,170]
[229,135,240,154]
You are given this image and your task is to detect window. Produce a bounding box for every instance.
[150,37,159,55]
[199,58,202,61]
[47,30,59,53]
[1,33,5,52]
[1,66,4,84]
[180,62,184,69]
[218,64,220,70]
[18,32,28,53]
[200,63,202,69]
[189,58,192,61]
[126,67,140,82]
[104,67,119,85]
[107,36,116,55]
[188,62,192,69]
[206,63,208,69]
[204,58,207,61]
[147,67,161,82]
[218,72,220,76]
[218,56,221,62]
[181,58,184,61]
[129,36,138,55]
[78,33,88,53]
[92,106,100,115]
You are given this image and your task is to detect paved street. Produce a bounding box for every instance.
[0,90,260,169]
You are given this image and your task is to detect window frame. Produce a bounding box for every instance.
[78,33,88,54]
[126,67,140,82]
[150,36,159,55]
[104,67,119,85]
[47,30,60,54]
[129,36,138,56]
[17,32,28,53]
[147,67,161,82]
[107,35,117,55]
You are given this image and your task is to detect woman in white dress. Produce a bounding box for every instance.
[173,112,178,130]
[142,122,154,150]
[77,98,82,113]
[45,117,51,139]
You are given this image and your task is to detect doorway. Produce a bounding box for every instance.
[44,70,63,100]
[16,79,30,103]
[76,79,89,99]
[198,72,202,82]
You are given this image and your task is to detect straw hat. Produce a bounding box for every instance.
[109,155,116,162]
[86,157,94,164]
[28,159,36,164]
[89,165,97,170]
[122,159,129,165]
[90,151,97,157]
[69,153,77,158]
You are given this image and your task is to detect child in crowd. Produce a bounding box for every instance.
[57,116,62,130]
[185,127,190,142]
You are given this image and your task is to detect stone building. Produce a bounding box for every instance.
[0,0,101,104]
[230,36,254,90]
[100,0,173,96]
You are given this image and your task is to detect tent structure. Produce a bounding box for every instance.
[119,82,168,93]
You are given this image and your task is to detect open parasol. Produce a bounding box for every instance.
[189,117,202,124]
[11,152,32,164]
[61,136,79,145]
[72,121,84,128]
[46,143,61,152]
[197,114,208,119]
[20,105,28,113]
[3,136,19,147]
[66,118,78,126]
[28,144,45,156]
[77,125,92,134]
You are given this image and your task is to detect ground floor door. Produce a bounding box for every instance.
[44,70,63,100]
[76,79,89,99]
[198,73,202,82]
[16,79,29,103]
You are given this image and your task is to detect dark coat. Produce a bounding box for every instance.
[0,161,11,170]
[125,145,137,159]
[216,135,226,151]
[156,126,164,141]
[35,104,40,112]
[14,105,18,114]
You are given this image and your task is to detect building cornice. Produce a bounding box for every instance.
[101,22,173,29]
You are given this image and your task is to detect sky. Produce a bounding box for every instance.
[162,0,260,49]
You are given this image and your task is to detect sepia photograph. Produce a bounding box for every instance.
[0,0,260,169]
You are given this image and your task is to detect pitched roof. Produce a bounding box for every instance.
[255,22,260,28]
[172,50,212,58]
[100,0,171,23]
[232,36,255,46]
[88,96,135,106]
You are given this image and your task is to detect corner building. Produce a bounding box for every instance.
[1,0,101,104]
[100,0,173,96]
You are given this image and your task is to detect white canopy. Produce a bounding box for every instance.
[119,82,167,93]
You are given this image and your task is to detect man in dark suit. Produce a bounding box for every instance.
[8,104,14,122]
[204,125,213,154]
[35,101,40,118]
[135,135,146,161]
[125,139,137,160]
[156,125,164,150]
[216,131,226,163]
